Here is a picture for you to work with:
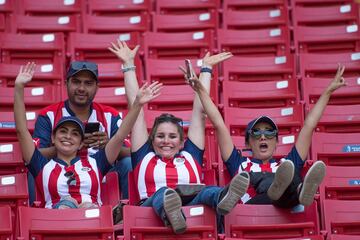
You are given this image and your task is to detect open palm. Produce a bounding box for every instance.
[136,81,162,105]
[15,62,36,86]
[108,40,139,64]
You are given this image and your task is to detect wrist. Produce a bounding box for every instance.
[200,67,213,74]
[121,64,136,73]
[122,60,135,68]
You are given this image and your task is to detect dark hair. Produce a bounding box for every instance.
[149,113,184,142]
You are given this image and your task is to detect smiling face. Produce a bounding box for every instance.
[246,122,278,162]
[151,122,184,159]
[66,71,98,108]
[52,122,83,160]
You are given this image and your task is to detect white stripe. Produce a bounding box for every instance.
[88,156,102,205]
[250,162,262,172]
[75,161,91,204]
[180,151,201,183]
[46,111,55,129]
[138,152,155,199]
[175,160,190,184]
[153,159,167,192]
[42,161,61,208]
[104,112,113,138]
[62,107,71,117]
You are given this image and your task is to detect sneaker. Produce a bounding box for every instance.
[267,160,295,201]
[163,188,187,234]
[299,161,326,206]
[217,171,250,215]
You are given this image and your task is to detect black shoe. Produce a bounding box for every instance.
[163,188,187,234]
[217,171,250,215]
[299,161,326,206]
[112,202,125,225]
[267,160,294,201]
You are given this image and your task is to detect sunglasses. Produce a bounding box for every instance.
[64,171,76,186]
[71,61,98,72]
[154,114,183,127]
[248,129,277,139]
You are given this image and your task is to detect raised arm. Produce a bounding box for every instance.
[14,62,36,163]
[105,82,161,164]
[186,68,234,162]
[108,40,148,151]
[183,52,233,149]
[295,64,346,160]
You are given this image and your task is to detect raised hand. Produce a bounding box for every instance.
[327,64,346,93]
[108,40,140,65]
[15,62,36,87]
[202,51,233,67]
[135,81,162,105]
[179,65,205,93]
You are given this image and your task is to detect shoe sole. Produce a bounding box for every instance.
[299,161,326,206]
[163,189,187,234]
[217,172,249,215]
[267,160,295,201]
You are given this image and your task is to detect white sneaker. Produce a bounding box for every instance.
[163,188,187,234]
[267,160,294,201]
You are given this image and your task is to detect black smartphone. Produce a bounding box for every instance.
[85,122,100,134]
[185,59,193,79]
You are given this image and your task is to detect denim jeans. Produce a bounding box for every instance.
[110,156,132,199]
[141,186,223,219]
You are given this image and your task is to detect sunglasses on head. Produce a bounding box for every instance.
[71,62,98,72]
[64,171,76,186]
[248,129,277,139]
[155,114,183,127]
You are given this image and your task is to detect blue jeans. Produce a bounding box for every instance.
[141,186,223,219]
[110,156,132,199]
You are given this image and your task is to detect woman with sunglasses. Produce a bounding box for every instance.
[187,63,346,209]
[109,41,250,234]
[14,62,161,209]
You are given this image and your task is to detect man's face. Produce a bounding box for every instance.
[66,71,98,108]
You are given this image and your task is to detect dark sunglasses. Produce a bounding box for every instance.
[71,61,98,71]
[64,171,76,186]
[154,114,183,127]
[248,129,277,139]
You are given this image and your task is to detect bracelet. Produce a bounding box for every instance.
[200,67,213,74]
[121,65,136,73]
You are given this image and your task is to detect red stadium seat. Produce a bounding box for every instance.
[217,27,291,57]
[18,0,84,16]
[225,237,323,240]
[0,62,63,87]
[143,30,215,60]
[67,32,141,63]
[311,132,360,166]
[299,52,360,79]
[223,104,304,136]
[224,0,287,10]
[83,13,149,34]
[10,14,80,33]
[222,79,299,108]
[145,58,219,105]
[294,24,360,54]
[156,0,219,14]
[0,0,14,13]
[0,13,4,32]
[88,0,151,16]
[224,202,321,239]
[222,7,288,30]
[308,104,360,133]
[143,109,217,170]
[0,142,26,175]
[0,206,12,240]
[93,86,128,113]
[0,32,65,65]
[18,205,114,240]
[0,111,37,143]
[293,3,359,26]
[329,234,360,240]
[302,76,360,105]
[0,86,62,111]
[152,11,218,33]
[101,172,120,207]
[292,0,354,7]
[223,54,296,82]
[322,200,360,237]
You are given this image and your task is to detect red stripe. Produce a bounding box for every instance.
[48,164,62,207]
[244,161,253,172]
[53,102,65,127]
[144,156,157,198]
[183,158,198,184]
[165,159,178,189]
[35,171,45,208]
[67,165,81,204]
[81,157,99,204]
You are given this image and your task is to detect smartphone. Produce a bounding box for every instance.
[85,122,100,134]
[185,59,193,79]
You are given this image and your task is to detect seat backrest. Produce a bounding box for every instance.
[224,202,320,238]
[156,0,219,14]
[0,111,37,143]
[0,142,26,175]
[224,0,287,11]
[88,0,151,16]
[18,205,114,240]
[0,206,12,240]
[101,171,120,207]
[323,200,360,236]
[311,132,360,166]
[18,0,84,16]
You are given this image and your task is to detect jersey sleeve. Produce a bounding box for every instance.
[33,115,52,148]
[286,146,305,171]
[109,114,121,138]
[93,149,113,176]
[27,148,50,178]
[131,141,153,168]
[183,138,204,166]
[224,147,247,178]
